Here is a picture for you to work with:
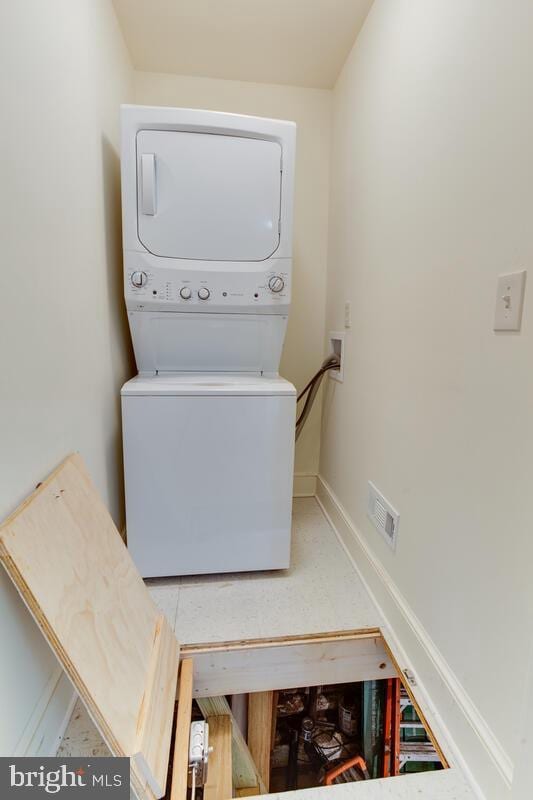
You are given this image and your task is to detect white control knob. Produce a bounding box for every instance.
[180,286,192,300]
[131,270,148,288]
[268,275,285,293]
[198,287,210,300]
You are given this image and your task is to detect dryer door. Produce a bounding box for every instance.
[136,130,282,262]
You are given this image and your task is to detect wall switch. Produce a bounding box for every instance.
[344,302,352,329]
[494,270,526,331]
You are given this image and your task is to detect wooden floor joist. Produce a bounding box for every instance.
[188,636,394,698]
[170,659,194,800]
[247,692,273,791]
[203,715,232,800]
[197,696,266,794]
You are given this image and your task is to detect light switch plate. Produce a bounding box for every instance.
[494,270,526,331]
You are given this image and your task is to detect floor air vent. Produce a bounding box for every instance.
[367,482,399,550]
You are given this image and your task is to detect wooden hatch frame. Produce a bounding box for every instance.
[0,455,448,800]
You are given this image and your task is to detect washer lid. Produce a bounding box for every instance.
[121,374,296,397]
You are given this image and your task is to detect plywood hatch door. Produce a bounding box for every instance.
[0,454,179,800]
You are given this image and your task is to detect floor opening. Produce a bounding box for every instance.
[189,676,443,797]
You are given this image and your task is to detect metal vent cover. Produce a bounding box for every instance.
[367,482,399,550]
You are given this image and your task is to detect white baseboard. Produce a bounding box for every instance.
[14,666,77,757]
[293,474,317,497]
[316,475,511,800]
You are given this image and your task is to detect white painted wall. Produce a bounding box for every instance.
[512,634,533,799]
[133,72,331,481]
[320,0,533,788]
[0,0,133,755]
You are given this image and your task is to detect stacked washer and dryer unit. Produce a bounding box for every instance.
[120,105,297,578]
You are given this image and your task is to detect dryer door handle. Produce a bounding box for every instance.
[141,153,156,215]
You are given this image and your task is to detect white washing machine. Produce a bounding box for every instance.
[120,105,297,577]
[122,374,295,577]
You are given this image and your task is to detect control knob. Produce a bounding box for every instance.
[268,275,285,293]
[131,270,148,288]
[180,286,192,300]
[198,287,210,300]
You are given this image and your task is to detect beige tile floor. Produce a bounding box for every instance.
[146,498,383,646]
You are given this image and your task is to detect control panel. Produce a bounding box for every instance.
[124,255,291,314]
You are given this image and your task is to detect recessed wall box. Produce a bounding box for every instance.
[329,331,345,382]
